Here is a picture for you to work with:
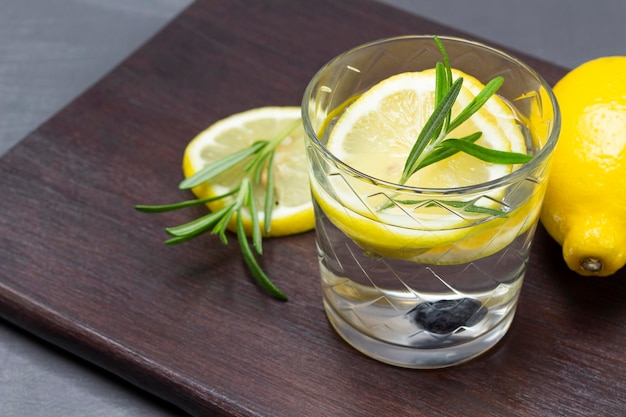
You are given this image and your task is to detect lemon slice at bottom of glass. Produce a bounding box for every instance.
[182,106,314,237]
[317,69,531,264]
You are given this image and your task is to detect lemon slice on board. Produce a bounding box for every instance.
[182,106,314,237]
[314,69,535,264]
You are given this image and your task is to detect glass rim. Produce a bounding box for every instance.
[301,34,561,195]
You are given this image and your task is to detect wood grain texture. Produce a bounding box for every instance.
[1,0,625,416]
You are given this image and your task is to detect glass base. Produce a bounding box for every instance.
[324,299,516,369]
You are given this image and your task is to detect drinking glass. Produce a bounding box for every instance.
[301,35,560,368]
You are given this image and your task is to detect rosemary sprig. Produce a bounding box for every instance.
[135,120,300,301]
[399,35,533,185]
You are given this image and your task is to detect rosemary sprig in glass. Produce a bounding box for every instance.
[399,36,533,186]
[135,121,300,301]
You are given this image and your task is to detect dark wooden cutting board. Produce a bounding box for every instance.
[1,0,625,416]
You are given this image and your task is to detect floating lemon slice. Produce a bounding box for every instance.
[314,69,535,264]
[182,107,314,237]
[327,69,526,186]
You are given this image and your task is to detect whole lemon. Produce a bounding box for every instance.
[540,56,626,277]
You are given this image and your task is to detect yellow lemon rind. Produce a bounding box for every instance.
[182,106,315,238]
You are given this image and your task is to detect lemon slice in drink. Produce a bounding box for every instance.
[328,69,526,185]
[182,106,314,237]
[316,69,534,264]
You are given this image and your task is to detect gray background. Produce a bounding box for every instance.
[1,0,625,416]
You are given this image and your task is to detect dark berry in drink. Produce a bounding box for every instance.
[409,298,487,335]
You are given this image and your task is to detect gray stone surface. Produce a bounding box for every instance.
[378,0,626,69]
[1,0,625,415]
[0,0,192,156]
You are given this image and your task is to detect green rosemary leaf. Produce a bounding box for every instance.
[438,139,534,164]
[401,76,463,184]
[166,215,226,245]
[263,152,276,235]
[212,206,234,245]
[165,235,197,245]
[165,203,235,237]
[179,140,267,190]
[461,203,509,217]
[415,132,482,171]
[251,151,271,184]
[434,199,509,217]
[434,36,453,90]
[434,36,453,129]
[391,198,509,218]
[433,62,448,139]
[236,215,288,301]
[244,141,272,173]
[134,190,238,213]
[447,76,503,132]
[435,61,447,107]
[246,180,263,255]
